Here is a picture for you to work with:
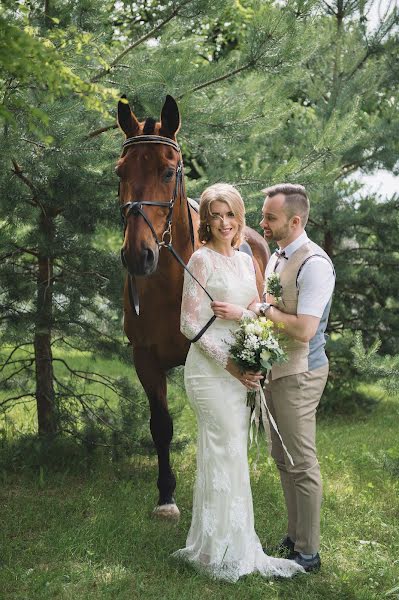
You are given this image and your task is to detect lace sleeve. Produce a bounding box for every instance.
[180,251,229,368]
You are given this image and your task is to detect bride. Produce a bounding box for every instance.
[172,183,304,581]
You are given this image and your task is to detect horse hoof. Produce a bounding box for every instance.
[152,503,180,520]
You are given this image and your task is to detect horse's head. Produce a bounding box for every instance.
[117,95,182,276]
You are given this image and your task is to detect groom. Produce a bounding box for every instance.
[255,183,335,572]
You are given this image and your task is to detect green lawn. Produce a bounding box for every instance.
[1,370,398,599]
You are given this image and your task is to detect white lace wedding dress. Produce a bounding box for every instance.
[172,247,304,582]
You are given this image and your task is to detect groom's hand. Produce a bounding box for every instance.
[211,301,243,321]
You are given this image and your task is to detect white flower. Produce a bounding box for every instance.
[244,334,260,351]
[267,337,279,349]
[244,323,256,335]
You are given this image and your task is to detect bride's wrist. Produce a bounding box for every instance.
[241,308,256,320]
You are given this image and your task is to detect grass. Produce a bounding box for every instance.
[1,359,399,599]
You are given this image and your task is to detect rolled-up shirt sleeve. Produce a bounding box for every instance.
[297,257,335,318]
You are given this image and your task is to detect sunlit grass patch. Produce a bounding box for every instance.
[1,373,398,599]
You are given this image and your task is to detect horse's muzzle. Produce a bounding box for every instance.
[121,246,158,276]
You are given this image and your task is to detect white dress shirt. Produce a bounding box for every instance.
[275,232,335,318]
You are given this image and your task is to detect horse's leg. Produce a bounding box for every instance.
[133,346,180,519]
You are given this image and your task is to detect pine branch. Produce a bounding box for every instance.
[21,137,47,149]
[54,375,124,434]
[64,318,124,345]
[177,60,256,99]
[353,334,399,392]
[57,263,109,282]
[0,248,25,261]
[344,8,397,82]
[0,393,34,408]
[52,357,131,400]
[86,123,118,139]
[90,0,193,83]
[321,0,337,16]
[1,361,34,384]
[14,245,39,258]
[307,216,324,228]
[86,16,288,137]
[0,343,33,373]
[178,13,289,100]
[338,149,388,178]
[11,159,36,194]
[51,337,82,353]
[11,159,47,216]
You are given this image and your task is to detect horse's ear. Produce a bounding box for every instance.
[117,95,139,138]
[160,95,180,137]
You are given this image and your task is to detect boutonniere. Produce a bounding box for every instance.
[266,272,283,304]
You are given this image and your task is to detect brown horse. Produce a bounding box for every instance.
[116,95,270,518]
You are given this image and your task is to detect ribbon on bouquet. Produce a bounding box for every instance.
[249,373,295,467]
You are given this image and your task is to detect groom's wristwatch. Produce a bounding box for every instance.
[258,302,272,316]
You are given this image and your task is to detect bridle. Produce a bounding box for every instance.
[118,134,215,340]
[119,135,185,250]
[118,133,217,340]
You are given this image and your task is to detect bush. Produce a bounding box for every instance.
[319,332,379,414]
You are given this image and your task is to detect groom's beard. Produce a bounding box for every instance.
[264,222,290,243]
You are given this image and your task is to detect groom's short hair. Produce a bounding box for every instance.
[262,183,310,227]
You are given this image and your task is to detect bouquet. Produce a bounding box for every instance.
[227,316,294,466]
[228,316,287,407]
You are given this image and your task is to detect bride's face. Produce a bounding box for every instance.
[208,200,239,245]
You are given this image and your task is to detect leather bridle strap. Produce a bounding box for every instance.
[123,135,180,153]
[120,161,184,247]
[120,199,172,243]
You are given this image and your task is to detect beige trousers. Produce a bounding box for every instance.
[265,363,329,554]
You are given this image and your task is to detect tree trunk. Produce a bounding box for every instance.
[34,214,57,435]
[324,229,334,258]
[44,0,52,28]
[327,1,344,118]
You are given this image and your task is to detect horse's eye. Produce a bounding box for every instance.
[163,168,174,182]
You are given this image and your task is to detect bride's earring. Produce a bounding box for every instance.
[206,224,211,235]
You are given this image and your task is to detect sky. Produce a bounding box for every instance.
[353,170,398,198]
[354,0,398,198]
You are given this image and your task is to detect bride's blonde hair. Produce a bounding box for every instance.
[198,183,246,248]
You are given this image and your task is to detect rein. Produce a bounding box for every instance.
[119,134,216,342]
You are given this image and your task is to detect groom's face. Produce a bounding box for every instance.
[260,194,291,243]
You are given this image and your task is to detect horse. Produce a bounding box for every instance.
[116,94,270,518]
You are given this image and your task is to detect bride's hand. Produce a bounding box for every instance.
[211,301,244,321]
[225,358,264,390]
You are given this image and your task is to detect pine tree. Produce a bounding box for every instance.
[1,0,314,433]
[0,1,136,436]
[1,0,398,434]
